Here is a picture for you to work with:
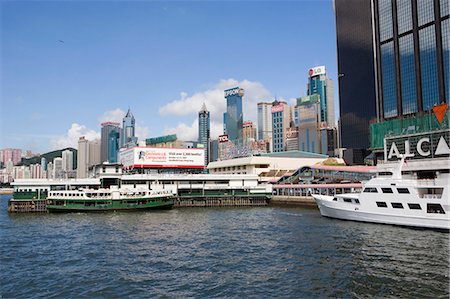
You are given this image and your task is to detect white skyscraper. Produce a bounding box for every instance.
[77,137,89,178]
[257,102,273,151]
[62,150,74,172]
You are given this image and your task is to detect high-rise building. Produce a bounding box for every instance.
[89,139,101,167]
[296,95,321,153]
[243,121,257,143]
[62,150,74,173]
[108,131,120,163]
[77,136,89,178]
[198,103,210,166]
[307,66,335,126]
[373,0,448,120]
[369,0,449,162]
[271,101,292,152]
[101,122,120,163]
[334,0,377,150]
[223,87,244,141]
[53,157,63,179]
[121,108,137,148]
[257,102,273,150]
[0,148,22,166]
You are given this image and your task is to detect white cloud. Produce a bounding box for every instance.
[135,124,150,141]
[159,78,273,141]
[50,123,100,150]
[98,108,125,124]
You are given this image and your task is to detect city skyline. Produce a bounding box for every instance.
[1,1,339,153]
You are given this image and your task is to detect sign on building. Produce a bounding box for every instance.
[119,147,205,168]
[384,129,450,161]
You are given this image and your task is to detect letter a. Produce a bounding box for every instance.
[388,142,401,159]
[435,136,450,155]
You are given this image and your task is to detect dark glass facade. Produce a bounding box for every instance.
[223,88,243,142]
[374,0,449,121]
[334,0,377,149]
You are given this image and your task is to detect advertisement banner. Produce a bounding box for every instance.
[119,147,205,168]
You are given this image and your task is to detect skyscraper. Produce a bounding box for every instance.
[243,121,257,142]
[100,122,120,163]
[271,101,292,152]
[89,139,101,167]
[77,136,89,178]
[334,0,377,150]
[373,0,448,119]
[257,102,273,150]
[121,108,137,148]
[307,66,335,126]
[365,0,450,163]
[108,131,120,163]
[223,87,244,141]
[296,95,321,153]
[62,150,74,172]
[53,157,63,179]
[0,148,22,166]
[198,103,210,166]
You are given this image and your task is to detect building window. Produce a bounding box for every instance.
[381,42,398,118]
[399,34,418,114]
[417,0,435,26]
[396,0,413,34]
[392,202,404,208]
[442,19,450,102]
[381,187,393,193]
[419,25,440,110]
[378,0,393,41]
[377,201,388,207]
[441,0,449,17]
[397,188,410,194]
[408,203,422,210]
[427,203,446,214]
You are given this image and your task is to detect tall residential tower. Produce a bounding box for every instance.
[198,103,210,165]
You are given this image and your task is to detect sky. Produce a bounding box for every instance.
[1,0,339,154]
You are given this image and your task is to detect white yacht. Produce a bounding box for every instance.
[313,155,450,230]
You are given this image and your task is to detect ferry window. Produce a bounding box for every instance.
[391,202,404,209]
[363,188,378,193]
[397,188,410,194]
[381,188,393,194]
[408,203,422,210]
[343,198,352,203]
[427,204,446,214]
[376,201,388,208]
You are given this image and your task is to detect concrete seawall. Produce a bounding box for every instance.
[270,195,317,207]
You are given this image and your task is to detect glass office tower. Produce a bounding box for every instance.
[374,0,449,120]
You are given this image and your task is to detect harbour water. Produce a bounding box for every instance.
[1,195,448,298]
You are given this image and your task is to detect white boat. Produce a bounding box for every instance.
[313,155,450,230]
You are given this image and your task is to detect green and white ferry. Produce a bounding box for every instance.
[46,186,174,212]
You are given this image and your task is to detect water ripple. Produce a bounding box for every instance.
[0,196,448,298]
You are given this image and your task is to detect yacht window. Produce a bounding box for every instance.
[381,188,393,194]
[343,198,352,203]
[427,204,446,214]
[333,197,337,201]
[354,199,360,204]
[391,202,404,209]
[397,188,410,194]
[363,187,378,193]
[376,201,388,208]
[408,203,421,210]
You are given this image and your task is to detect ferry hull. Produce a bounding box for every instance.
[46,200,174,213]
[313,195,450,231]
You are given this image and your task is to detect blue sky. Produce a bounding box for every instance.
[1,0,338,153]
